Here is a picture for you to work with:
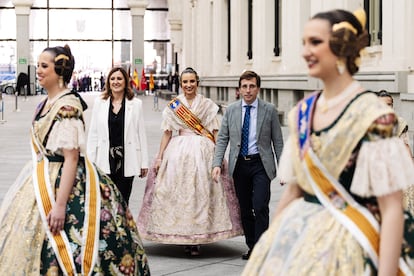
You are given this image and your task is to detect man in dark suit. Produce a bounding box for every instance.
[212,70,284,260]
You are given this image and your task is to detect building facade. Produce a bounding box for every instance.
[168,0,414,150]
[0,0,413,148]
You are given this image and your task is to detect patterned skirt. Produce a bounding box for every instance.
[0,160,150,275]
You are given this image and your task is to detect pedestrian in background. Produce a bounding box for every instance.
[138,67,243,256]
[242,9,414,275]
[87,66,149,204]
[212,70,284,260]
[377,90,412,154]
[0,45,150,275]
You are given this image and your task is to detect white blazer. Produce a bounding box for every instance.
[87,96,149,177]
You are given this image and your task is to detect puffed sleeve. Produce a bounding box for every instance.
[351,114,414,197]
[204,116,220,132]
[46,105,86,154]
[160,107,178,131]
[278,136,297,185]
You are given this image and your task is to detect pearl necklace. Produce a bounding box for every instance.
[317,81,360,113]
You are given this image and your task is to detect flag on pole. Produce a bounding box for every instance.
[141,68,147,91]
[149,72,155,91]
[131,69,139,89]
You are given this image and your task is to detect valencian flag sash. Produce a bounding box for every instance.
[168,97,215,144]
[297,94,413,276]
[31,129,100,276]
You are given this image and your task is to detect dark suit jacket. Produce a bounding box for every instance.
[213,98,284,180]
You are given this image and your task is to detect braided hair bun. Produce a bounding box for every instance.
[43,44,75,84]
[312,9,369,75]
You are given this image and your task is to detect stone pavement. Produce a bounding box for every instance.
[0,92,286,276]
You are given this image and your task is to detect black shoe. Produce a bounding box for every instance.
[242,249,252,260]
[190,245,200,256]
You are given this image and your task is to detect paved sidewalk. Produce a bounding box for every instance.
[0,92,285,276]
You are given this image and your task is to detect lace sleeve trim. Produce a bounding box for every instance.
[351,137,414,197]
[46,118,86,154]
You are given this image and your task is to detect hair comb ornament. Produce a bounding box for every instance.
[332,9,367,34]
[332,22,357,34]
[54,54,69,62]
[353,8,366,29]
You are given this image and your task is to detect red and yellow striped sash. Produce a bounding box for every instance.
[168,98,215,143]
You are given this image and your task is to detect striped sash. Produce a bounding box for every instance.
[31,129,100,276]
[297,96,412,276]
[168,98,215,143]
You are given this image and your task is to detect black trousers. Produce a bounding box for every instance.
[109,172,134,204]
[233,154,271,250]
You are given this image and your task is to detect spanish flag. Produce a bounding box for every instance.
[141,68,147,91]
[131,69,139,89]
[149,73,155,91]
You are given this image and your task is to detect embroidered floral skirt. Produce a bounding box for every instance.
[242,198,370,276]
[137,135,243,244]
[0,161,150,275]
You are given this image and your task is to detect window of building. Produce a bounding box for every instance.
[226,0,231,62]
[0,8,15,39]
[247,0,252,59]
[274,0,281,56]
[0,1,134,74]
[364,0,382,46]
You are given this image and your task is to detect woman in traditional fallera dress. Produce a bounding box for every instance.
[0,45,150,275]
[137,67,242,256]
[242,9,414,276]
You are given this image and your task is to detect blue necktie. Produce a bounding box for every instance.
[240,105,251,156]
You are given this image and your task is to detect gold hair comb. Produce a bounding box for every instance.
[332,22,357,34]
[332,9,367,34]
[353,8,366,29]
[54,54,69,62]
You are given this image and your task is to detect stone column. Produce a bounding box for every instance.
[128,0,147,76]
[12,0,33,77]
[168,0,183,74]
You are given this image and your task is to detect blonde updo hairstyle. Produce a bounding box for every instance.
[312,9,369,75]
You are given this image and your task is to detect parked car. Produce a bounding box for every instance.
[0,75,16,94]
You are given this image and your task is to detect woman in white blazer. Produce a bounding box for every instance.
[87,67,149,204]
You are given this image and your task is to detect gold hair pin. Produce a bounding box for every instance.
[54,54,69,62]
[332,22,357,34]
[353,8,366,29]
[332,9,367,34]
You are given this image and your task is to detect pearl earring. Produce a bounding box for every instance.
[58,76,64,88]
[336,59,345,75]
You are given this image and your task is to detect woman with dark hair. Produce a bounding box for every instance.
[0,45,150,275]
[377,90,411,146]
[243,9,414,275]
[137,67,242,256]
[87,67,149,204]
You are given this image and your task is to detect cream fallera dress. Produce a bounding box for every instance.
[242,92,414,275]
[138,94,243,244]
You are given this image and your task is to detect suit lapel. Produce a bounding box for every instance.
[102,98,110,138]
[235,101,243,137]
[124,100,133,137]
[256,99,265,136]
